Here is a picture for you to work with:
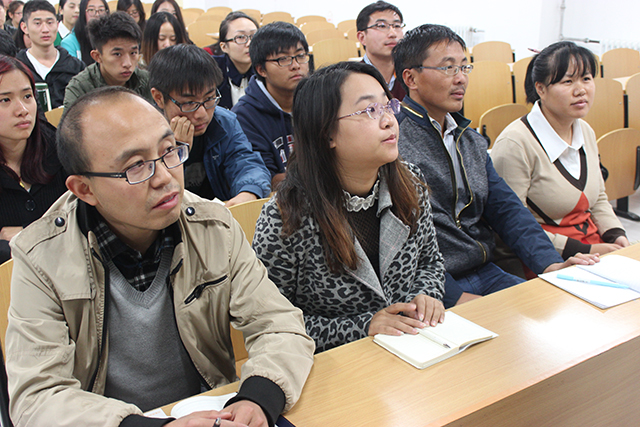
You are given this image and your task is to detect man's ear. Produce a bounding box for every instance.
[90,49,102,64]
[150,87,165,109]
[255,63,267,79]
[20,20,27,36]
[402,68,418,92]
[356,30,366,48]
[66,175,99,207]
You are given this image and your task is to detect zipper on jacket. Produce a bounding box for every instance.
[184,275,228,304]
[88,247,109,393]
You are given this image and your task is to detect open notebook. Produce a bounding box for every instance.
[373,312,498,369]
[540,254,640,309]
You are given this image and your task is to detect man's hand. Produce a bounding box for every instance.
[221,400,268,427]
[0,226,22,242]
[225,192,258,208]
[543,252,601,274]
[170,116,195,148]
[165,410,243,427]
[369,302,427,336]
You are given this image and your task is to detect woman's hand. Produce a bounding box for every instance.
[368,296,445,336]
[589,243,622,255]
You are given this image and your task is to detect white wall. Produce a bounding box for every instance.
[180,0,640,61]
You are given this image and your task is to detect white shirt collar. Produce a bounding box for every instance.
[528,101,584,163]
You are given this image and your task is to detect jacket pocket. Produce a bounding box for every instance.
[184,275,228,304]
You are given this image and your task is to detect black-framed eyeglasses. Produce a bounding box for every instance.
[167,89,222,113]
[338,98,401,120]
[415,64,474,76]
[365,21,405,32]
[80,143,189,185]
[86,7,107,16]
[265,53,310,67]
[222,33,255,44]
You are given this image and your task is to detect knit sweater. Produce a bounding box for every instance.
[491,116,625,258]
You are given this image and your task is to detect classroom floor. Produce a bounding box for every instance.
[615,189,640,243]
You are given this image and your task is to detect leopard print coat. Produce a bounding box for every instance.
[252,167,445,353]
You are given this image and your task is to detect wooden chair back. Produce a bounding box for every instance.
[583,78,624,139]
[0,259,12,354]
[261,11,294,25]
[296,15,327,26]
[204,6,232,16]
[182,7,204,15]
[107,0,117,12]
[312,39,358,69]
[625,72,640,131]
[597,128,640,200]
[479,103,529,149]
[299,20,335,35]
[227,198,270,375]
[471,41,514,63]
[187,20,219,47]
[306,28,344,46]
[45,106,64,127]
[195,13,226,22]
[464,61,513,128]
[142,2,152,16]
[601,48,640,79]
[337,19,356,34]
[346,27,357,42]
[181,9,203,27]
[238,9,261,25]
[512,56,533,107]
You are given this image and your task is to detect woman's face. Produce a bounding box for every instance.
[330,73,399,176]
[85,0,107,22]
[62,0,80,28]
[10,4,23,27]
[220,18,257,68]
[125,4,140,23]
[157,21,176,51]
[536,59,596,123]
[0,69,37,148]
[156,1,175,16]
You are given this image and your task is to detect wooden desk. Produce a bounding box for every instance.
[163,245,640,426]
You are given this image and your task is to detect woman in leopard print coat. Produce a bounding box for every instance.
[252,62,445,353]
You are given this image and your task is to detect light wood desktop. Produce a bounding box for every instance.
[162,244,640,426]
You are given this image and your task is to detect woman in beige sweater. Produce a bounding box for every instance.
[492,41,629,260]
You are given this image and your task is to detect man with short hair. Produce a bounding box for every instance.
[6,86,314,427]
[149,44,271,206]
[63,11,150,108]
[232,22,309,190]
[16,0,84,109]
[393,24,594,307]
[356,1,406,101]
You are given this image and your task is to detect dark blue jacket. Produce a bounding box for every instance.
[213,54,254,110]
[198,107,271,200]
[397,96,563,301]
[232,76,293,178]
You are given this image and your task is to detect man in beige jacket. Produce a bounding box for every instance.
[6,87,314,427]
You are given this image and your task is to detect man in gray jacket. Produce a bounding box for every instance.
[6,87,314,427]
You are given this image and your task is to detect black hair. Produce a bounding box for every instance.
[12,18,28,49]
[525,41,598,104]
[75,0,110,66]
[22,0,56,23]
[57,86,143,174]
[6,1,23,26]
[393,24,466,93]
[150,0,185,30]
[88,11,141,53]
[0,29,17,56]
[141,11,186,64]
[147,43,222,99]
[277,61,420,273]
[249,21,308,83]
[219,11,258,42]
[117,0,145,32]
[356,1,403,31]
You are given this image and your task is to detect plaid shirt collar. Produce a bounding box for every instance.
[89,207,178,292]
